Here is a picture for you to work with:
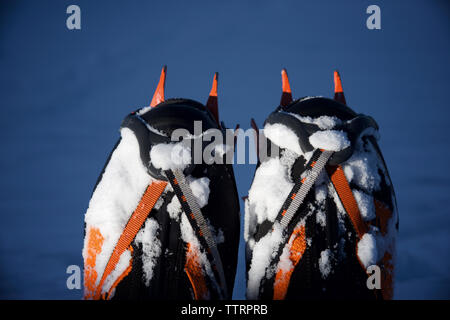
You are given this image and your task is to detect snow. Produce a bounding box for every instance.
[167,194,182,221]
[150,142,192,171]
[276,221,307,275]
[277,245,294,273]
[315,184,328,204]
[309,130,350,151]
[166,176,210,221]
[82,128,159,292]
[102,248,132,296]
[134,218,161,287]
[243,199,254,244]
[247,157,294,225]
[145,122,168,137]
[263,123,303,155]
[357,232,378,268]
[83,130,212,296]
[318,249,333,279]
[342,137,397,271]
[342,142,382,193]
[180,214,198,245]
[154,195,165,211]
[246,110,400,298]
[289,113,342,130]
[298,96,322,102]
[186,176,210,208]
[353,190,376,221]
[247,223,284,299]
[316,209,326,227]
[137,106,152,116]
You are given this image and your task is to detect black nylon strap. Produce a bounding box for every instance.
[251,149,333,298]
[255,148,326,242]
[164,169,227,299]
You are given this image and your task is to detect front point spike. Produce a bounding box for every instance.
[150,65,167,107]
[333,70,347,105]
[206,72,220,125]
[280,68,293,107]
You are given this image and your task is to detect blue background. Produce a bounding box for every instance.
[0,0,449,299]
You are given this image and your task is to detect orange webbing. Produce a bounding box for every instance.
[105,246,134,300]
[330,165,396,299]
[84,227,104,299]
[327,165,368,238]
[185,243,209,300]
[93,180,167,300]
[273,225,306,300]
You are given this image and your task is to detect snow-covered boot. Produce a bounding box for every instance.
[245,69,398,300]
[83,67,240,300]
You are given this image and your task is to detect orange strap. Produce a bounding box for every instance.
[329,165,396,299]
[273,225,306,300]
[184,243,209,300]
[327,165,368,238]
[84,227,105,299]
[106,246,134,299]
[93,180,167,300]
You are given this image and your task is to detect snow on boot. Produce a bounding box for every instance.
[245,69,398,300]
[82,67,240,300]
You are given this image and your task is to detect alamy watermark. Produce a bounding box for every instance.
[66,5,81,30]
[65,5,380,31]
[66,265,81,290]
[366,5,381,30]
[161,121,280,167]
